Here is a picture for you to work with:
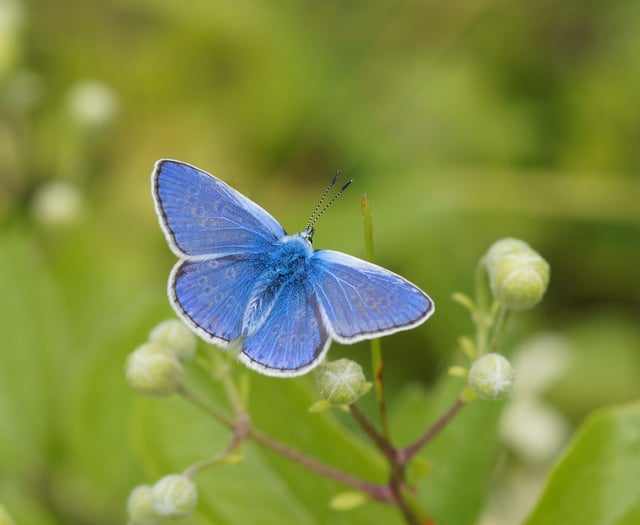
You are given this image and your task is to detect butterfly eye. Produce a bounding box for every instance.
[301,227,314,244]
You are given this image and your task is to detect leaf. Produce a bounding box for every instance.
[0,232,69,471]
[523,401,640,525]
[0,226,170,523]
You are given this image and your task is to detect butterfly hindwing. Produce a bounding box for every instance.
[311,250,434,342]
[170,255,267,346]
[153,160,285,257]
[240,278,331,376]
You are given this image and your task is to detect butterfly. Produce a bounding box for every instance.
[152,160,434,377]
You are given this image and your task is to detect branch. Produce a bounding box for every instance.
[399,397,465,464]
[179,385,393,503]
[349,404,397,463]
[249,427,394,503]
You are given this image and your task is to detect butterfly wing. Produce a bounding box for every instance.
[152,159,285,258]
[311,250,434,342]
[239,278,331,377]
[169,255,266,347]
[152,159,285,345]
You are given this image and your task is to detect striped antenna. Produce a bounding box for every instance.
[304,171,354,233]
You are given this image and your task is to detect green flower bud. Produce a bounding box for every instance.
[151,474,198,519]
[31,180,84,227]
[149,319,197,363]
[126,485,161,525]
[485,238,549,311]
[315,359,370,405]
[66,80,119,128]
[126,342,183,397]
[485,238,531,268]
[468,353,514,400]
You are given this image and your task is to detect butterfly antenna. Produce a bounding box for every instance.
[305,173,354,232]
[304,170,341,231]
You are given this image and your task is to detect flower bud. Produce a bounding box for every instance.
[126,485,161,525]
[151,474,198,519]
[315,359,370,405]
[484,238,531,268]
[126,342,183,397]
[485,238,549,311]
[468,353,514,400]
[31,180,84,227]
[66,80,119,128]
[149,319,197,363]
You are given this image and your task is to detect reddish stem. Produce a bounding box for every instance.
[398,398,465,465]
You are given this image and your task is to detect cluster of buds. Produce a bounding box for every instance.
[484,238,550,311]
[127,474,198,524]
[126,320,199,523]
[465,238,549,400]
[125,319,196,397]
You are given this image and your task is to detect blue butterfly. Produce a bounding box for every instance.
[152,160,434,377]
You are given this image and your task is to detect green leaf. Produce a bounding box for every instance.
[523,401,640,525]
[0,232,69,471]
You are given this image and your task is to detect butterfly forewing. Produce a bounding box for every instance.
[153,160,285,257]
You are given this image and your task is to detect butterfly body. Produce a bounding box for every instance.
[153,159,434,377]
[242,233,312,337]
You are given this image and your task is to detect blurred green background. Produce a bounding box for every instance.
[1,0,639,524]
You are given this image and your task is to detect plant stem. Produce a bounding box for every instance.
[371,340,391,440]
[349,404,396,463]
[474,258,491,355]
[178,385,393,502]
[221,370,246,417]
[248,427,393,502]
[399,397,465,464]
[362,194,391,441]
[395,487,424,525]
[487,306,510,355]
[183,435,242,478]
[350,404,434,524]
[177,384,235,430]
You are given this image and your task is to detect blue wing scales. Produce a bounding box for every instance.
[152,159,285,257]
[239,279,331,376]
[311,250,434,342]
[170,255,265,345]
